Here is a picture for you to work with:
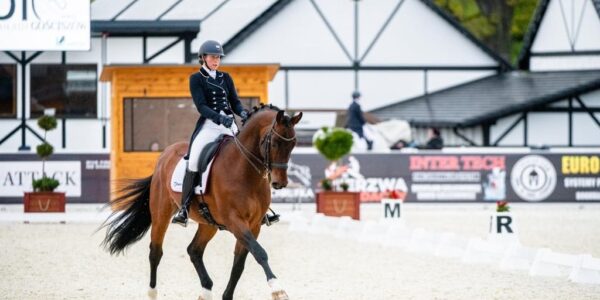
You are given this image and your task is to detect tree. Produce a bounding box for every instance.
[33,115,60,192]
[434,0,539,64]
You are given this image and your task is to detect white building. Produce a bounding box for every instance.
[0,0,508,153]
[372,0,600,147]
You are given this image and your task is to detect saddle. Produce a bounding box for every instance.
[171,135,231,194]
[197,135,230,177]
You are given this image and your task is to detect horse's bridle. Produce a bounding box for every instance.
[231,117,296,177]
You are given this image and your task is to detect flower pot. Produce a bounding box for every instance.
[23,192,66,213]
[316,191,360,220]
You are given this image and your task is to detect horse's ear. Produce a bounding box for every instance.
[290,112,303,126]
[276,110,285,124]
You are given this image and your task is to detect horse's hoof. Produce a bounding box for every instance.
[147,288,158,299]
[197,287,212,300]
[271,290,289,300]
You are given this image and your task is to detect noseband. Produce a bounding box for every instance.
[261,119,296,170]
[232,116,296,177]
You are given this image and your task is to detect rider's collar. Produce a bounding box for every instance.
[202,65,217,79]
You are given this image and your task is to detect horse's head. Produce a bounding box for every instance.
[260,110,302,189]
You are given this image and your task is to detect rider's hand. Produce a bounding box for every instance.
[220,115,234,128]
[239,110,249,123]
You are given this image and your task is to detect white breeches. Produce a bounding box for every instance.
[187,115,238,172]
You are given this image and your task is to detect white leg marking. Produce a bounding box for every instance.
[147,288,158,299]
[268,278,289,299]
[198,287,212,300]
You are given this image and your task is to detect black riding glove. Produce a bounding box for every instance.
[219,115,234,128]
[239,110,249,122]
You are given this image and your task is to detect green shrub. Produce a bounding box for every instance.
[320,178,333,191]
[340,181,349,192]
[36,143,54,159]
[33,114,59,192]
[313,127,353,162]
[37,115,57,131]
[32,177,60,192]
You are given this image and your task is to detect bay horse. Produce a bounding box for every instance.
[101,105,302,300]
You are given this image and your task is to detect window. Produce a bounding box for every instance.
[0,64,16,118]
[124,98,199,152]
[123,97,262,152]
[240,96,260,111]
[30,64,97,118]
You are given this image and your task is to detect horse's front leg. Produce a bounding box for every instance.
[229,224,289,300]
[222,240,249,300]
[188,224,218,300]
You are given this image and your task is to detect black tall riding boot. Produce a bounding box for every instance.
[171,170,199,227]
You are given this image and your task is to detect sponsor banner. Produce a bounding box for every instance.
[0,0,90,51]
[273,152,600,203]
[0,154,109,203]
[3,152,596,203]
[0,161,81,196]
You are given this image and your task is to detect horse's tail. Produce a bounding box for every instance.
[100,176,153,255]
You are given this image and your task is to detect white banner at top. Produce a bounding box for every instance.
[0,0,90,51]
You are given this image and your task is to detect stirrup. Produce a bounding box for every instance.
[171,210,188,227]
[262,210,280,226]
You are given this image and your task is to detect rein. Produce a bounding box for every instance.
[230,116,296,179]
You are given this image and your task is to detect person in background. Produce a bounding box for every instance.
[421,127,443,149]
[345,91,373,150]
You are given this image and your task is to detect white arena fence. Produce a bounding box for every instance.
[286,211,600,285]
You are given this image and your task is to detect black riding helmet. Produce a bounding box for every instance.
[198,40,225,57]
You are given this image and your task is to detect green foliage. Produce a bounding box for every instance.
[340,181,349,192]
[313,127,354,162]
[37,115,57,131]
[496,201,510,212]
[33,114,60,191]
[320,178,333,191]
[36,143,54,159]
[434,0,538,63]
[32,176,60,192]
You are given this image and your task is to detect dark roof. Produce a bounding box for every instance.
[91,20,200,37]
[224,0,511,69]
[517,0,551,70]
[369,70,600,127]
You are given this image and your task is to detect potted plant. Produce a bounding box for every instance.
[313,127,360,219]
[340,182,349,192]
[320,178,333,191]
[23,113,66,213]
[496,200,510,213]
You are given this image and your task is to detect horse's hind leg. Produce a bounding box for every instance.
[188,224,217,300]
[222,240,249,300]
[148,189,174,298]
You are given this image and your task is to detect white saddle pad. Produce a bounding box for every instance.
[170,157,216,194]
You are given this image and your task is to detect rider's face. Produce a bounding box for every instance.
[204,55,221,70]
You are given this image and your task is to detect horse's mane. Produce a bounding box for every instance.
[241,103,282,126]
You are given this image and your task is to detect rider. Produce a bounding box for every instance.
[171,40,249,226]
